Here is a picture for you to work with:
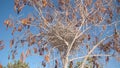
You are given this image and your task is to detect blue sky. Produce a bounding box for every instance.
[0,0,120,68]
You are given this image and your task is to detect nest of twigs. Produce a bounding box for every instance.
[47,23,84,53]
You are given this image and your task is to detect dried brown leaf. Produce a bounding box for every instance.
[59,0,65,5]
[88,34,90,40]
[45,47,48,52]
[102,25,106,30]
[116,7,120,14]
[42,0,47,7]
[18,25,22,32]
[17,4,24,14]
[105,56,109,64]
[0,40,3,45]
[45,55,49,62]
[4,19,11,29]
[100,6,106,13]
[10,39,14,48]
[0,45,5,50]
[12,27,16,35]
[21,18,29,25]
[85,0,92,6]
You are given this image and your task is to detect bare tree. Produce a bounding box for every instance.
[4,0,120,68]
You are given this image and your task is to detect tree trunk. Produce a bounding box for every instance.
[60,52,69,68]
[63,56,68,68]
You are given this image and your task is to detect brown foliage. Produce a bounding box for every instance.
[0,41,3,45]
[42,0,47,7]
[84,0,92,7]
[4,19,13,29]
[99,6,107,14]
[21,18,30,25]
[14,0,26,14]
[0,45,5,51]
[44,55,49,62]
[105,56,109,64]
[12,27,16,35]
[102,25,106,30]
[10,39,14,48]
[23,0,27,5]
[116,6,120,14]
[58,0,65,5]
[87,34,91,40]
[69,61,73,68]
[18,25,22,32]
[95,0,102,8]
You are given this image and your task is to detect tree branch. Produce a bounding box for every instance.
[70,54,112,62]
[80,35,113,68]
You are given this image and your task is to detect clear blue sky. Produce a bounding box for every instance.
[0,0,120,68]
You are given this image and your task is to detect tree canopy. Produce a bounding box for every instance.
[0,0,120,68]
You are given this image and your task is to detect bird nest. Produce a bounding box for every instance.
[47,23,84,53]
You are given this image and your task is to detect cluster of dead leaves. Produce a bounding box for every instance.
[44,55,49,62]
[42,0,47,7]
[84,0,92,7]
[21,18,31,26]
[27,34,36,46]
[4,19,13,30]
[99,42,112,53]
[14,0,32,14]
[32,0,49,8]
[95,0,102,8]
[14,0,25,14]
[58,0,69,5]
[20,15,34,26]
